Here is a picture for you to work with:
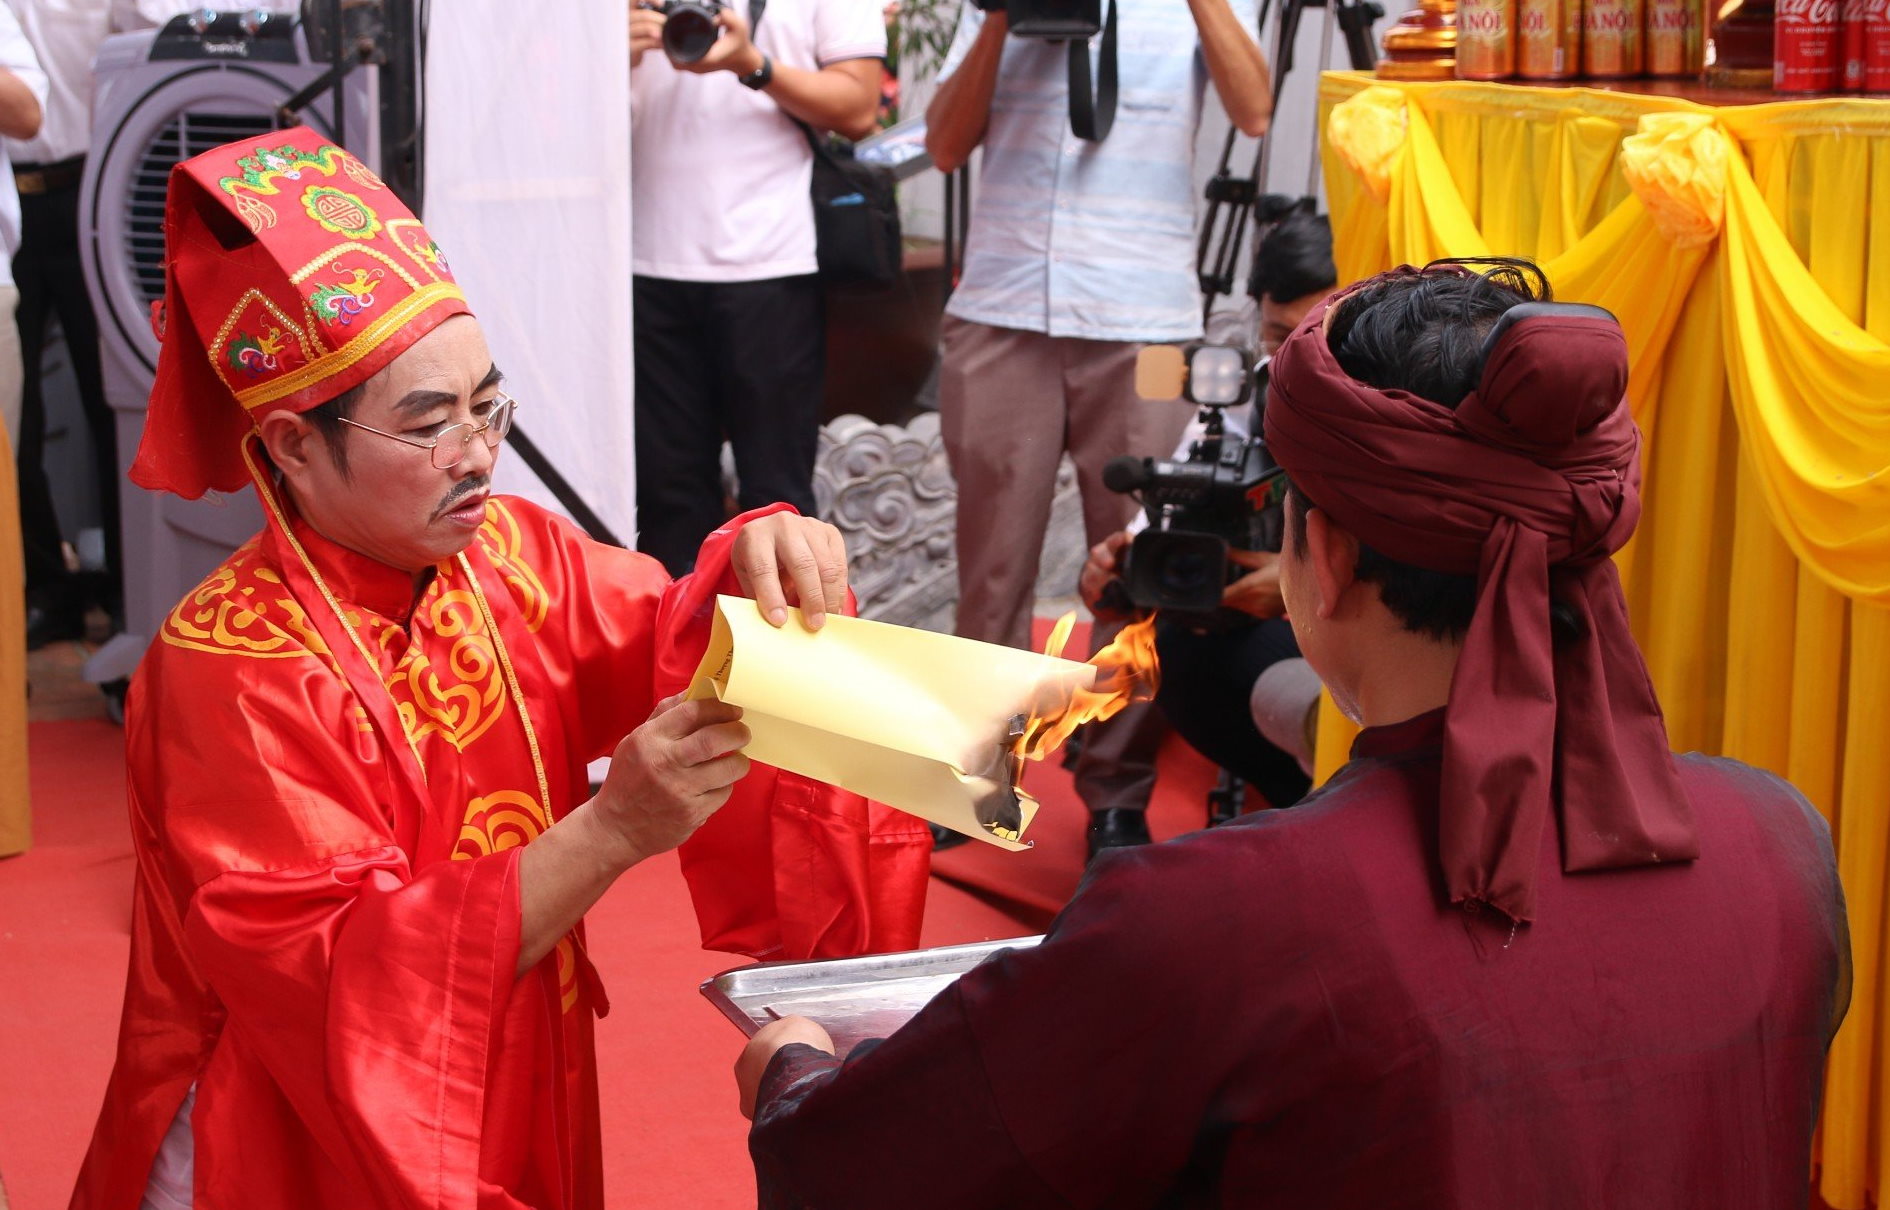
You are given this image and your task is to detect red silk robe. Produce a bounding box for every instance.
[70,496,927,1210]
[750,710,1848,1210]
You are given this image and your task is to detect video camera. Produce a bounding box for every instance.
[1101,343,1286,618]
[969,0,1118,141]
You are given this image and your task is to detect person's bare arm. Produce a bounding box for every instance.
[514,512,846,976]
[676,7,883,139]
[0,67,41,141]
[923,10,1005,173]
[1189,0,1270,137]
[516,695,751,976]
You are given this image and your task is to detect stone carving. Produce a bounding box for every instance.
[813,412,1085,633]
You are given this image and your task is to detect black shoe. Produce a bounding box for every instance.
[1085,808,1152,863]
[929,822,972,852]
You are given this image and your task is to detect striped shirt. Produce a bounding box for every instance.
[938,0,1258,343]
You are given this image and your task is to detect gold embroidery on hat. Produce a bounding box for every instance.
[209,290,318,390]
[233,281,467,410]
[302,184,383,240]
[231,193,278,235]
[385,219,452,283]
[219,142,350,198]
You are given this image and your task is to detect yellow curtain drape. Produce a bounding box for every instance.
[1,422,30,858]
[1313,73,1890,1208]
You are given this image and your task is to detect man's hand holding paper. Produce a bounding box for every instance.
[687,596,1105,849]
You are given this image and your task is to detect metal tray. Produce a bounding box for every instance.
[701,935,1044,1057]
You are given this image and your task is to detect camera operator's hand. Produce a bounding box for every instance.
[1223,549,1286,619]
[1081,530,1134,622]
[679,6,764,76]
[629,2,666,67]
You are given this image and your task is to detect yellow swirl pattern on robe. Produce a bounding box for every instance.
[372,583,507,752]
[159,541,344,676]
[478,499,550,633]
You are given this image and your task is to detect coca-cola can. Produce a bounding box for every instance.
[1645,0,1703,74]
[1776,0,1843,90]
[1583,0,1644,75]
[1842,0,1869,88]
[1518,0,1582,77]
[1457,0,1519,76]
[1867,0,1890,89]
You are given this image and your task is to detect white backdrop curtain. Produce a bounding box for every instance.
[421,1,638,544]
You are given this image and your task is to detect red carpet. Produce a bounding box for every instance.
[0,695,1218,1207]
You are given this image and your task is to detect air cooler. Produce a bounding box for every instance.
[79,9,376,654]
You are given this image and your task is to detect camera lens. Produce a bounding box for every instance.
[1157,548,1217,598]
[663,3,720,63]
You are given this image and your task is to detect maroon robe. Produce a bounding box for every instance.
[749,710,1848,1209]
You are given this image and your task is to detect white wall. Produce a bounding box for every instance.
[421,2,639,544]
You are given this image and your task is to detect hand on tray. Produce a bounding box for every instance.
[736,1014,836,1119]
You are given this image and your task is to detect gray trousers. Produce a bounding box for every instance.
[939,315,1193,813]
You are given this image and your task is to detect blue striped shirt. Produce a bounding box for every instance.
[938,0,1258,343]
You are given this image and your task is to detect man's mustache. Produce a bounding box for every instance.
[435,476,492,518]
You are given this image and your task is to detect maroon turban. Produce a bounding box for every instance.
[1264,268,1698,924]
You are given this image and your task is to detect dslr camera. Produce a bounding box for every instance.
[1101,343,1286,619]
[642,0,727,64]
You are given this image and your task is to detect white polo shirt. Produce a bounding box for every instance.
[630,0,885,282]
[0,2,47,291]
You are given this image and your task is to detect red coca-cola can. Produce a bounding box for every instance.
[1518,0,1581,77]
[1457,0,1519,76]
[1867,0,1890,89]
[1842,0,1868,87]
[1646,0,1704,73]
[1776,0,1843,89]
[1584,0,1644,74]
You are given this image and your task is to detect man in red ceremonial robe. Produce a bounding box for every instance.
[736,261,1850,1209]
[68,128,929,1209]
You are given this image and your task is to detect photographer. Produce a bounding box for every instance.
[923,0,1270,850]
[628,0,884,574]
[1078,204,1336,841]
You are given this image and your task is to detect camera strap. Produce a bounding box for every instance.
[1066,0,1118,142]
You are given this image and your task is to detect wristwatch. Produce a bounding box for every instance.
[739,53,774,90]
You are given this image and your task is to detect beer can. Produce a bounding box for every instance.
[1457,0,1519,77]
[1645,0,1704,74]
[1841,0,1869,88]
[1583,0,1644,76]
[1518,0,1582,77]
[1775,0,1843,90]
[1867,0,1890,89]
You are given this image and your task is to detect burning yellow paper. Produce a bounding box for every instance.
[685,597,1110,849]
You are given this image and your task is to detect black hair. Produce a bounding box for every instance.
[1249,197,1336,305]
[302,381,366,478]
[1285,259,1584,644]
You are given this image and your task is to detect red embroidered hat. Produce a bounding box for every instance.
[130,126,472,499]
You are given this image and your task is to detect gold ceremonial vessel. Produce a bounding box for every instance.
[1377,0,1460,79]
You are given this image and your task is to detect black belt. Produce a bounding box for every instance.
[14,155,86,196]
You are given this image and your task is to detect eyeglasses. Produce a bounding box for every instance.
[335,392,519,470]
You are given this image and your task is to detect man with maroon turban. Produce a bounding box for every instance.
[734,260,1849,1209]
[68,127,929,1210]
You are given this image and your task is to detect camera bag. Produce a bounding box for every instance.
[752,0,904,291]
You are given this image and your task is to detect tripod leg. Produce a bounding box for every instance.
[1207,767,1246,827]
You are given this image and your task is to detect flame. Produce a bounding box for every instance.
[1014,612,1162,767]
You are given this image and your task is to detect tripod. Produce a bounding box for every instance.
[1196,0,1382,317]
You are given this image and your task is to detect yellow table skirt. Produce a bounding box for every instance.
[1310,72,1890,1209]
